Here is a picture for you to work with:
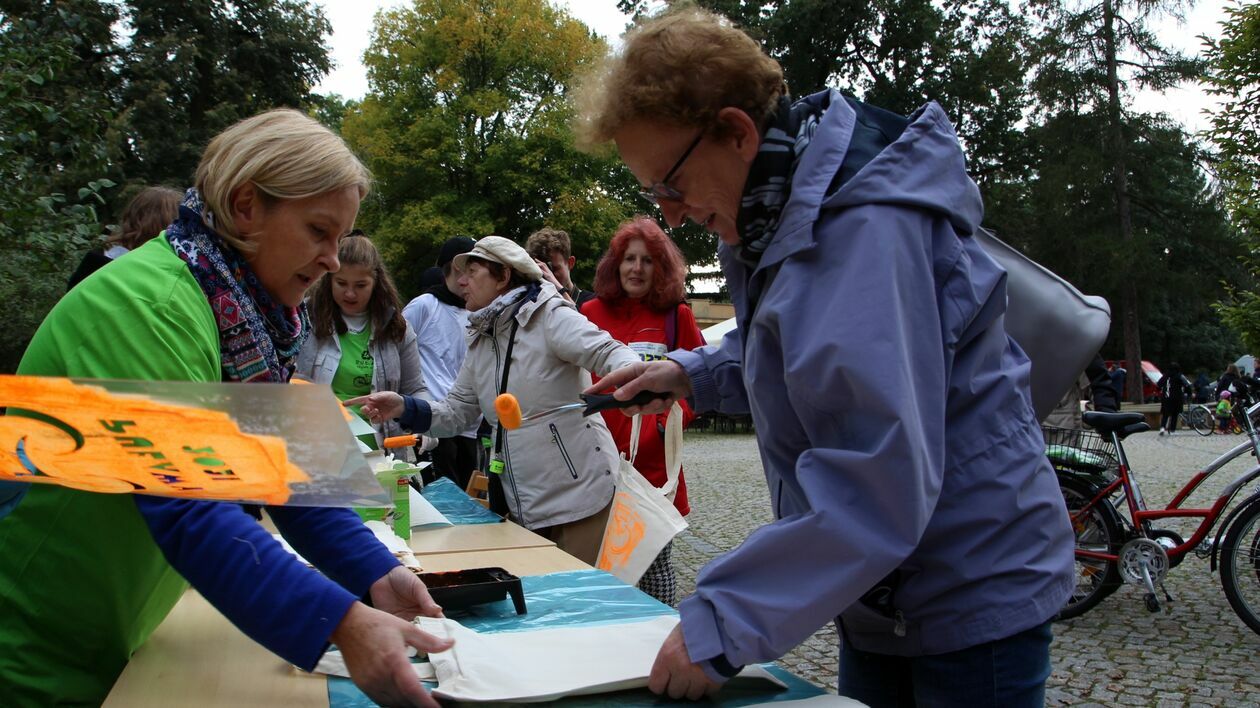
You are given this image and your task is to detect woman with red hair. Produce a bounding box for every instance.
[581,216,705,605]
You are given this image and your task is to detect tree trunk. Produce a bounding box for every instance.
[1104,0,1141,403]
[1123,283,1142,402]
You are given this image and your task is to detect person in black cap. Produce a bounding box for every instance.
[417,265,444,293]
[402,236,480,487]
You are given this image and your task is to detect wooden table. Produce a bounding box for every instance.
[417,546,586,574]
[104,545,587,707]
[102,589,327,708]
[407,519,556,555]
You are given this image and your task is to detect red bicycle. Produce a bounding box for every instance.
[1045,391,1260,635]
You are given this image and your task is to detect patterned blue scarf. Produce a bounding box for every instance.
[736,95,825,264]
[165,189,308,383]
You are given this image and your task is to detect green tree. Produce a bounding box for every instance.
[0,0,335,371]
[618,0,1035,196]
[0,6,117,371]
[1027,0,1205,400]
[1016,108,1243,378]
[1207,2,1260,353]
[117,0,332,187]
[2,0,332,197]
[342,0,640,296]
[309,93,358,134]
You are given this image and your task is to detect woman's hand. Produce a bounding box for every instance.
[343,391,405,425]
[648,624,722,700]
[535,258,571,302]
[584,360,691,416]
[370,565,445,620]
[331,600,453,708]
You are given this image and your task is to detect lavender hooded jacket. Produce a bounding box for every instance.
[668,90,1075,672]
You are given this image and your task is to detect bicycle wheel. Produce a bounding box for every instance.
[1220,500,1260,636]
[1057,473,1124,619]
[1187,406,1215,436]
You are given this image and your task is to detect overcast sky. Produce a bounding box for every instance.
[312,1,631,98]
[311,0,1229,134]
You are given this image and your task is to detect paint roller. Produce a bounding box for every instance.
[492,390,670,431]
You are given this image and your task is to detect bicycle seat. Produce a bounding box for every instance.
[1082,411,1146,434]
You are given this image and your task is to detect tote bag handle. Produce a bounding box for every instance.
[627,401,684,499]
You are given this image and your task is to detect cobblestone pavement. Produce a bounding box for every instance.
[672,430,1260,705]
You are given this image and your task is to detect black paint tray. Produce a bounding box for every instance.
[416,566,527,615]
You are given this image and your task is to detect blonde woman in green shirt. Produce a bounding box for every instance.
[0,109,452,708]
[295,234,429,459]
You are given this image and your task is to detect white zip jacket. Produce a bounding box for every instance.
[424,282,641,529]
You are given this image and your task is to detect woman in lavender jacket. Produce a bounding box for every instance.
[575,8,1074,706]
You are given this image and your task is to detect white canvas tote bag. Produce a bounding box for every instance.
[418,615,785,703]
[596,402,688,584]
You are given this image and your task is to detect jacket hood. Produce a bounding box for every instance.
[763,90,983,268]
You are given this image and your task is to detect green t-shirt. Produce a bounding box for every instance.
[331,326,374,411]
[0,238,219,704]
[332,326,376,448]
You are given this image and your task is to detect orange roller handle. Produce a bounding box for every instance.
[495,393,522,430]
[383,434,419,449]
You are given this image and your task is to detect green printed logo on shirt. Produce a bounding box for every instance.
[332,328,375,420]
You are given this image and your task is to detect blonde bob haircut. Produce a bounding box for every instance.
[572,7,785,148]
[194,108,372,252]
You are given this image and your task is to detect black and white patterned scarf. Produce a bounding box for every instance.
[735,95,827,264]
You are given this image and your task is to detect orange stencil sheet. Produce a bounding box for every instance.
[0,375,309,504]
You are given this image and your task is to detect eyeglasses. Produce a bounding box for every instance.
[638,133,703,206]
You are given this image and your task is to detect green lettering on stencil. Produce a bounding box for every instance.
[99,420,136,433]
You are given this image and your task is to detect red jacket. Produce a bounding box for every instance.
[580,297,706,515]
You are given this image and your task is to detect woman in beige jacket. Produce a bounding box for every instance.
[348,236,640,564]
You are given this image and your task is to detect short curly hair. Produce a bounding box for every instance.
[593,216,687,311]
[525,227,573,262]
[572,6,785,148]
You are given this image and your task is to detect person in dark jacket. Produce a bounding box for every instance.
[1086,354,1120,412]
[67,186,182,290]
[1217,364,1241,400]
[1110,364,1127,402]
[1193,372,1210,403]
[1157,362,1191,435]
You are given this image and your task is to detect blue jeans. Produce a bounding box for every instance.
[838,621,1052,707]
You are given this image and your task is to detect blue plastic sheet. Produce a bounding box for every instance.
[421,477,502,525]
[441,570,678,633]
[328,569,826,706]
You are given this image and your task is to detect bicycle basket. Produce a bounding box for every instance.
[1041,425,1118,476]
